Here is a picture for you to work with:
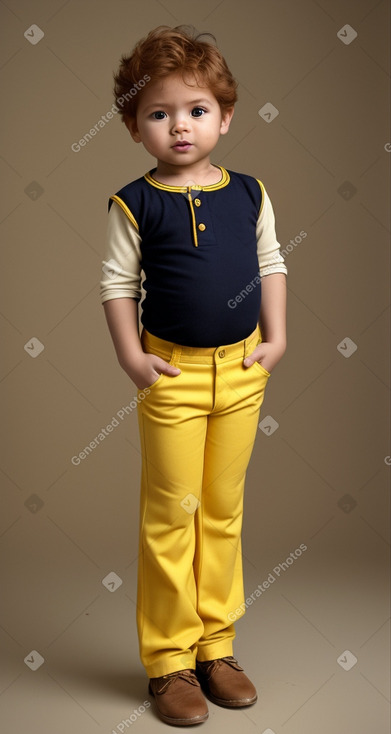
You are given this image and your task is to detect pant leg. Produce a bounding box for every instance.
[194,348,270,661]
[136,352,213,679]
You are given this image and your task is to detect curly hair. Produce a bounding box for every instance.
[112,25,238,123]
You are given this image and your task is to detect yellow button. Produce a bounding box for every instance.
[218,349,225,358]
[198,223,206,231]
[194,198,201,206]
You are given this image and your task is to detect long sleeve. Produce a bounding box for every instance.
[256,182,288,278]
[100,201,142,304]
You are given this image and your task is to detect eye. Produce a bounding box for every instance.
[151,110,166,120]
[191,107,206,117]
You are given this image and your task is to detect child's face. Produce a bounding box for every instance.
[126,72,234,170]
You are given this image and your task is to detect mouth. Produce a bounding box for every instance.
[172,140,193,151]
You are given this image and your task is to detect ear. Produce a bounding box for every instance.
[220,107,235,136]
[125,116,142,143]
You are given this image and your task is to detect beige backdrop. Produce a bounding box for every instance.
[1,1,390,733]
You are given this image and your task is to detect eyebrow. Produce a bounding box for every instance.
[143,99,211,111]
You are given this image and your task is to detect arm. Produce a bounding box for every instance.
[101,203,180,389]
[244,182,287,372]
[103,296,144,367]
[103,297,181,389]
[259,272,286,350]
[243,272,287,373]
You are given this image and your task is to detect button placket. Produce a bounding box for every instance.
[185,189,216,247]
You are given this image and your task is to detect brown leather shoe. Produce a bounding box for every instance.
[148,669,209,726]
[196,656,257,708]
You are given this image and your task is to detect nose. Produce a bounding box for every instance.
[171,114,190,134]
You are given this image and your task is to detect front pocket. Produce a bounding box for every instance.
[251,360,271,378]
[137,351,180,399]
[140,370,166,393]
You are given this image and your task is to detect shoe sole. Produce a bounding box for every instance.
[196,680,258,709]
[148,682,209,726]
[205,691,257,708]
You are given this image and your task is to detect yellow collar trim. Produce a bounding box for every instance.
[144,165,230,192]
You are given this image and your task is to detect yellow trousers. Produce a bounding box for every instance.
[135,323,270,678]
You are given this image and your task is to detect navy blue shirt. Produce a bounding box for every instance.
[107,166,266,347]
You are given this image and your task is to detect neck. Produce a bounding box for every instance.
[152,160,222,187]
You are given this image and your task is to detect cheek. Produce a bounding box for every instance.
[203,125,221,142]
[146,123,165,139]
[141,126,160,146]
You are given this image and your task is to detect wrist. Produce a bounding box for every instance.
[118,349,145,373]
[262,337,286,352]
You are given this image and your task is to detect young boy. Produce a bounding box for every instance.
[100,25,287,727]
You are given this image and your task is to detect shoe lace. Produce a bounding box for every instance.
[198,655,244,678]
[156,669,200,694]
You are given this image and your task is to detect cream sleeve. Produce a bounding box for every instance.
[100,200,142,303]
[256,181,288,277]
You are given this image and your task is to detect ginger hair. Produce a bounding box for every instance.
[112,24,238,123]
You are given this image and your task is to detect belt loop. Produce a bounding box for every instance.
[244,324,259,358]
[244,332,250,359]
[171,343,182,364]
